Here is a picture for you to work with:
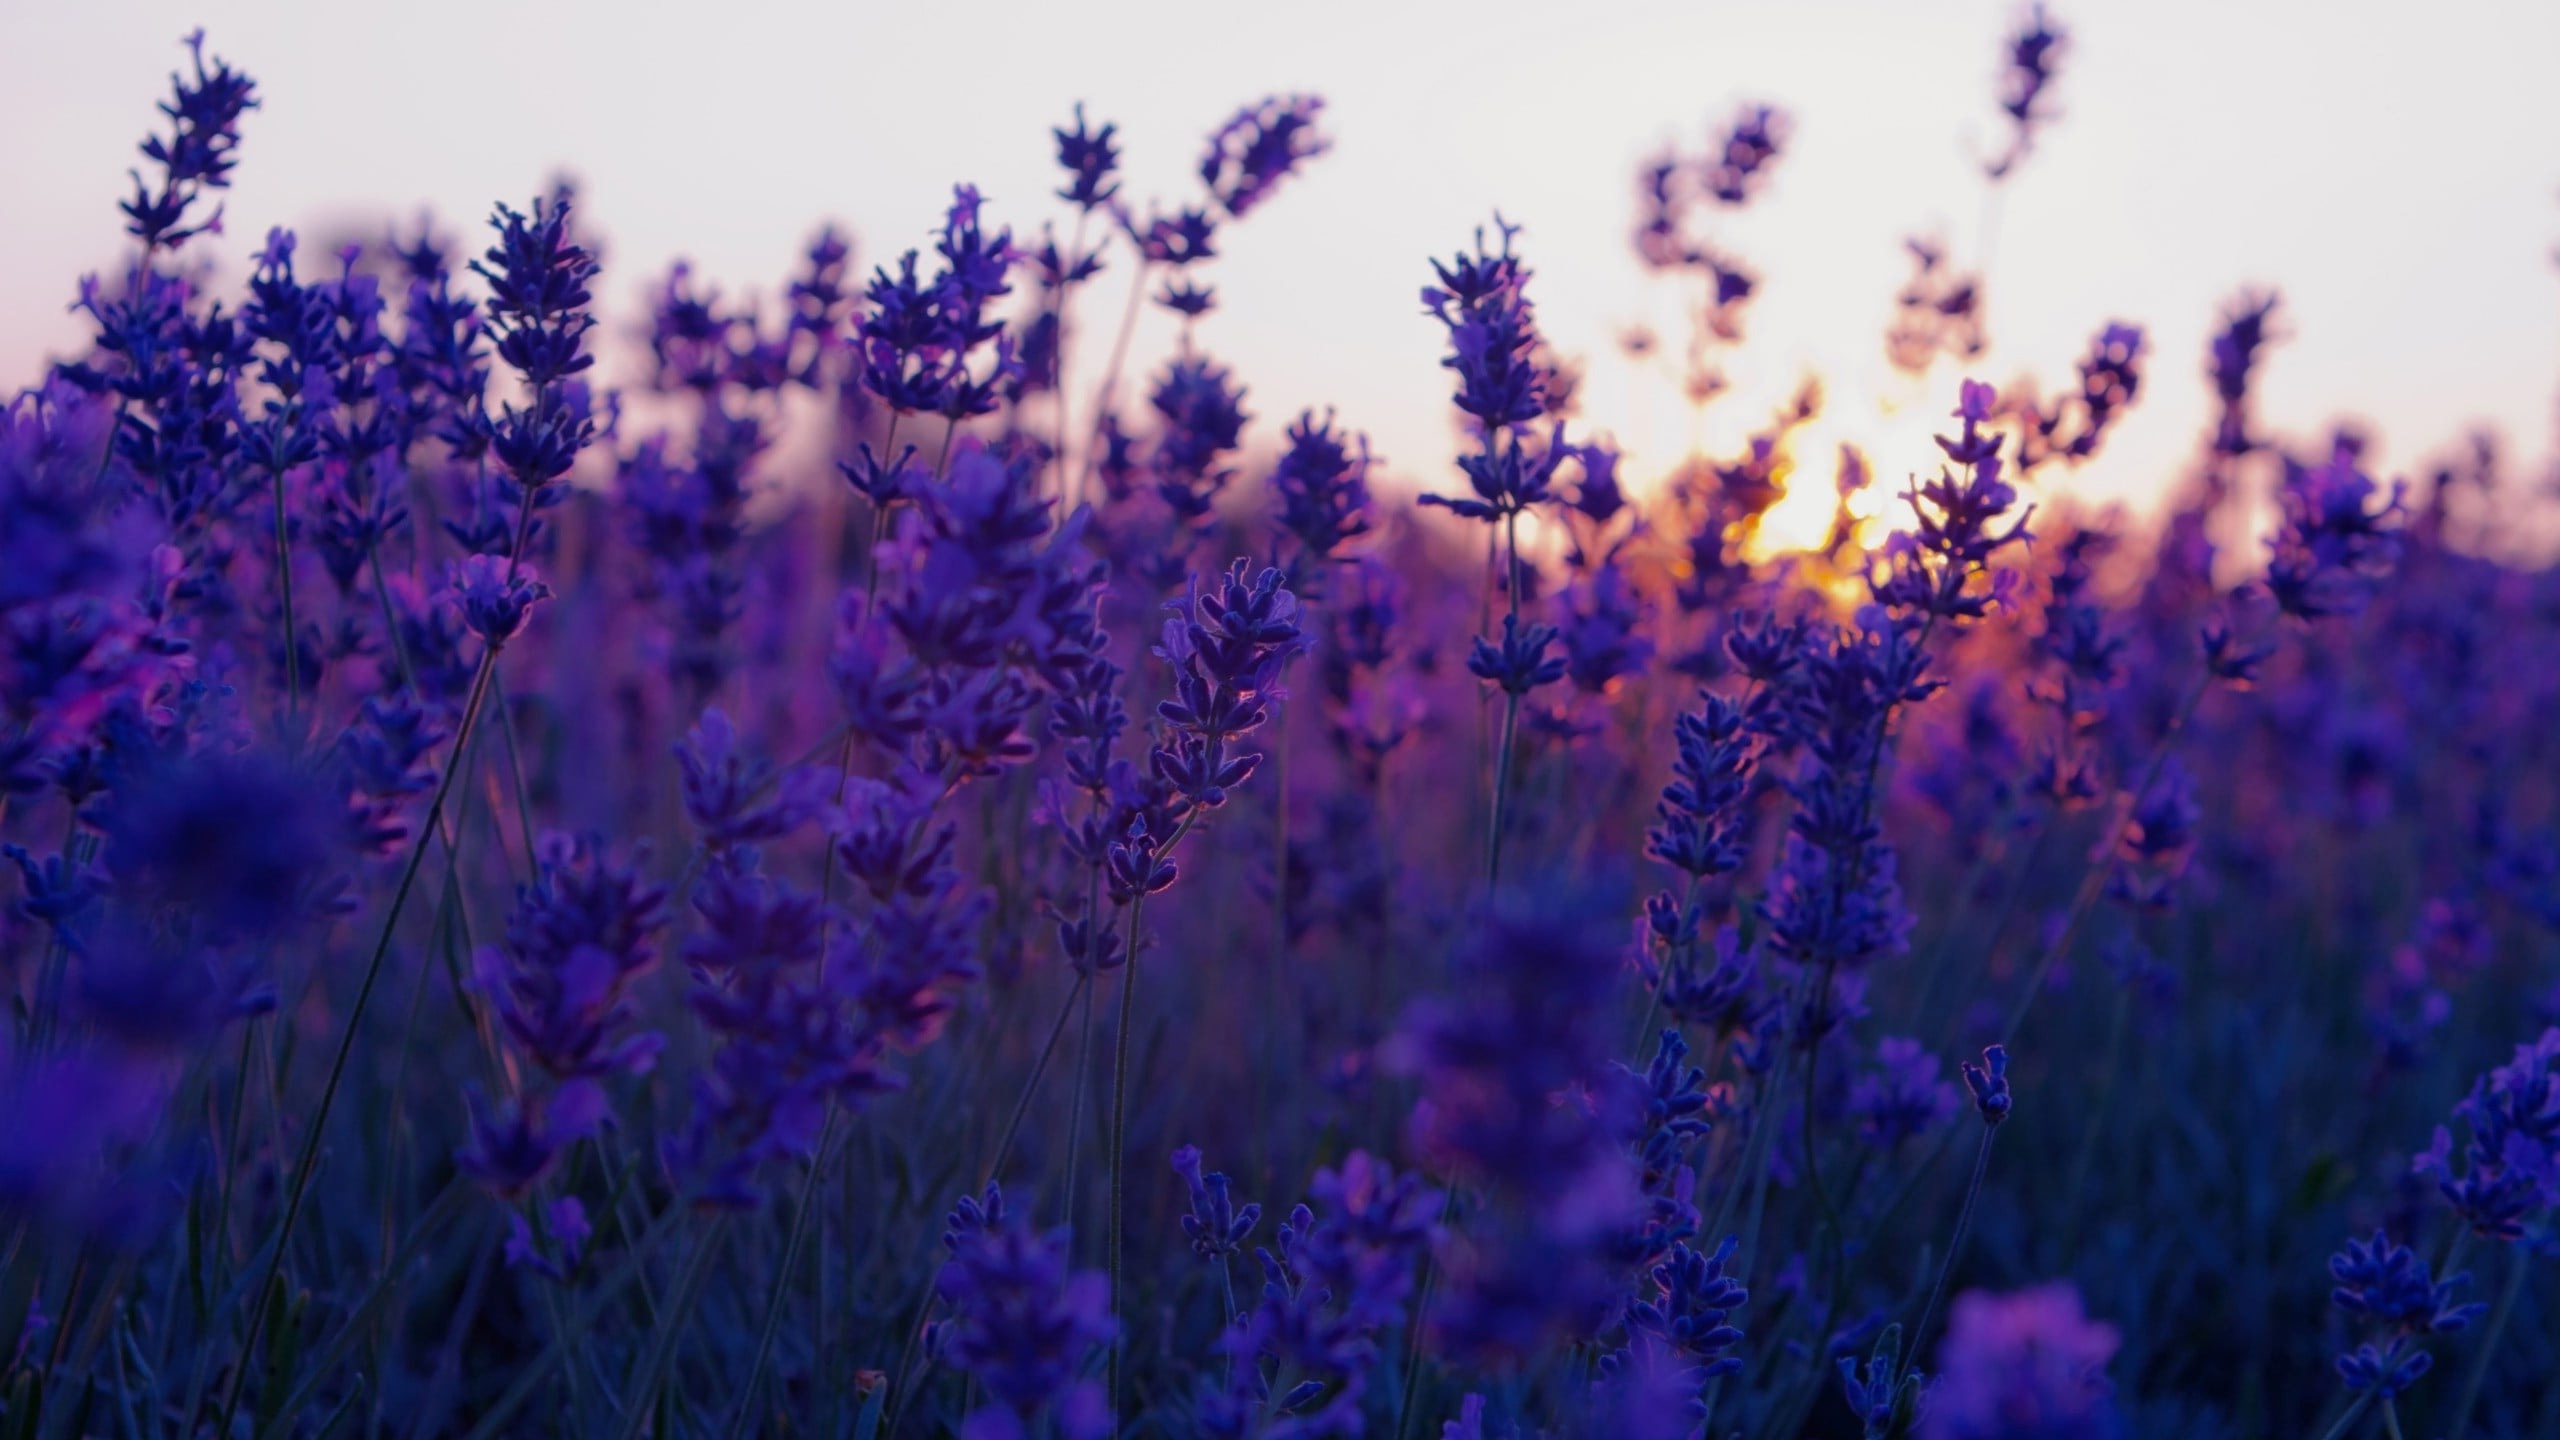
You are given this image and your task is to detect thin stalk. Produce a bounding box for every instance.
[366,544,421,697]
[1050,208,1091,504]
[214,644,503,1437]
[1074,256,1153,506]
[1107,810,1199,1434]
[615,1218,733,1440]
[1485,693,1522,889]
[454,1190,706,1440]
[985,972,1093,1184]
[726,1110,844,1440]
[2000,669,2209,1046]
[1392,1182,1462,1440]
[1065,974,1098,1229]
[272,459,301,713]
[249,1179,470,1440]
[2054,984,2133,1263]
[496,671,547,860]
[1483,499,1524,889]
[1901,1124,1999,1394]
[2444,1245,2527,1440]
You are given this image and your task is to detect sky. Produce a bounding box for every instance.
[5,0,2557,550]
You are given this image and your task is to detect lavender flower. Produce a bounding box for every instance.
[1852,1037,1960,1147]
[1919,1284,2122,1439]
[1151,559,1302,816]
[2266,442,2406,620]
[1961,1044,2013,1126]
[1200,95,1330,219]
[1055,104,1122,211]
[1269,408,1373,585]
[2415,1027,2560,1240]
[1875,380,2032,624]
[445,553,550,646]
[1418,221,1546,438]
[2208,289,2281,459]
[935,1188,1116,1440]
[1552,560,1653,695]
[120,31,259,253]
[1466,613,1565,697]
[1149,354,1251,535]
[1703,104,1787,205]
[2327,1230,2481,1398]
[1391,886,1642,1359]
[858,186,1019,423]
[1203,1152,1436,1436]
[472,192,601,502]
[1985,7,2067,180]
[1171,1144,1262,1262]
[1614,1234,1751,1403]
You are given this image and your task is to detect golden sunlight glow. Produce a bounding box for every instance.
[1734,391,1955,564]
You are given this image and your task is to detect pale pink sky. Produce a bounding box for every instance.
[6,0,2556,546]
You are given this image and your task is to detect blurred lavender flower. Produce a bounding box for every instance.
[1204,1151,1436,1437]
[2267,441,2406,620]
[1985,7,2067,180]
[1149,354,1250,537]
[1201,95,1330,219]
[2015,322,2145,471]
[1269,408,1373,588]
[1055,104,1122,211]
[461,834,667,1197]
[95,742,340,941]
[2208,290,2282,460]
[934,1187,1116,1440]
[1852,1037,1960,1147]
[1391,886,1642,1359]
[1703,105,1787,205]
[1552,560,1653,695]
[0,1045,170,1242]
[1919,1284,2122,1440]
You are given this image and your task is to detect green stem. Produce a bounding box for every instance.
[1106,811,1197,1435]
[1074,256,1153,505]
[726,1111,843,1440]
[214,643,502,1437]
[615,1218,733,1440]
[272,459,301,713]
[986,972,1093,1184]
[2444,1244,2527,1440]
[2000,668,2209,1046]
[249,1180,471,1440]
[1901,1125,1998,1394]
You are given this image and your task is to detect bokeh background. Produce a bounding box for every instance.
[7,0,2558,547]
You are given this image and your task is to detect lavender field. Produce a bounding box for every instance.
[6,11,2560,1439]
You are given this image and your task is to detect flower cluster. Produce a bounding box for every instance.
[2415,1027,2560,1241]
[2326,1230,2481,1398]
